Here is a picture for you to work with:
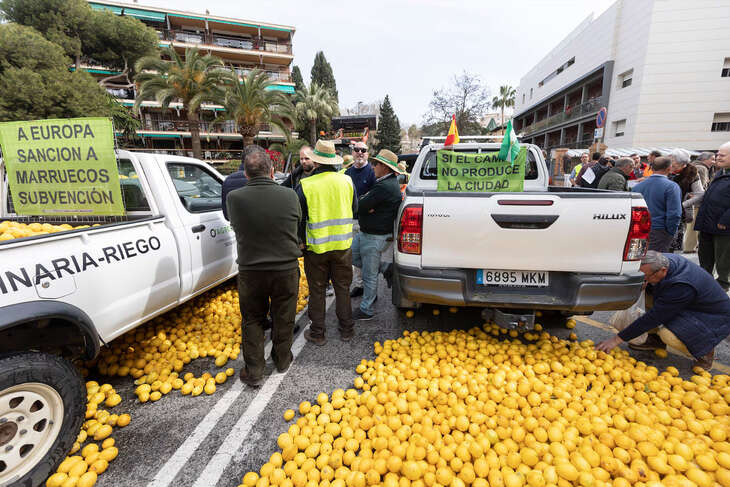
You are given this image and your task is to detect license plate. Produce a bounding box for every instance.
[477,269,549,287]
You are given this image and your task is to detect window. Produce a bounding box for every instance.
[420,149,539,181]
[614,119,626,137]
[722,58,730,77]
[118,159,150,212]
[711,113,730,132]
[618,69,633,89]
[522,93,525,104]
[539,57,576,87]
[167,163,223,213]
[530,88,533,99]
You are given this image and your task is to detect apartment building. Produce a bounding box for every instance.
[513,0,730,155]
[86,0,296,158]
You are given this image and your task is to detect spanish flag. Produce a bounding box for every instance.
[444,114,459,146]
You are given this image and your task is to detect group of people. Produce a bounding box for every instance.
[588,142,730,370]
[223,139,403,386]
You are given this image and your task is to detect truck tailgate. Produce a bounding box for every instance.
[421,193,633,274]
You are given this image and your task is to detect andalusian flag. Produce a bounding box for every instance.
[444,115,459,146]
[499,119,520,163]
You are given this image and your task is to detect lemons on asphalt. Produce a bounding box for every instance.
[239,323,730,487]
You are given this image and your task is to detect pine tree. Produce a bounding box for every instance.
[291,65,305,92]
[310,51,338,102]
[375,95,401,154]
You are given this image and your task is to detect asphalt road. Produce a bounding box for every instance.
[91,255,730,487]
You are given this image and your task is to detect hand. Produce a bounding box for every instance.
[596,335,623,353]
[719,224,727,230]
[368,209,375,214]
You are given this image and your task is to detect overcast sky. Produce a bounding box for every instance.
[139,0,615,126]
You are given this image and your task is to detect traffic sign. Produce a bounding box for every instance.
[596,107,607,128]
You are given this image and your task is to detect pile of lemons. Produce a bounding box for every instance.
[46,382,129,487]
[239,323,730,487]
[92,259,308,403]
[0,220,100,241]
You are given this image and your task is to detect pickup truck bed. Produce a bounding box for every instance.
[393,142,649,317]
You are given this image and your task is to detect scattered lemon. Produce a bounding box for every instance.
[283,409,295,421]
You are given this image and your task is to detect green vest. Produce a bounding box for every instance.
[301,171,355,254]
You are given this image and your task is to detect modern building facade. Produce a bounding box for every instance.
[513,0,730,154]
[85,0,296,158]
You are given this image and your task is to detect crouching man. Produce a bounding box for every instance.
[596,251,730,370]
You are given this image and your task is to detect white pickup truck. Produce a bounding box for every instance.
[393,141,650,328]
[0,151,237,486]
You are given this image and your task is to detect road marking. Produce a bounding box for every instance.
[191,328,311,487]
[574,315,730,374]
[147,305,311,487]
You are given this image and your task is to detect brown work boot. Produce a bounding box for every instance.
[304,329,327,346]
[239,368,263,387]
[628,333,666,351]
[339,328,354,342]
[693,349,714,371]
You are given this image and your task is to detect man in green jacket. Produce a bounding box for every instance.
[351,149,406,320]
[227,151,302,387]
[598,157,633,191]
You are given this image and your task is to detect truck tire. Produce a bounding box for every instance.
[0,352,85,487]
[392,267,418,310]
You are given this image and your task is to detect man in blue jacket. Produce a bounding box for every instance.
[633,157,682,252]
[695,142,730,290]
[597,251,730,370]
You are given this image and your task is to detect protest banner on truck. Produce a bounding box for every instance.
[436,147,526,192]
[0,117,125,216]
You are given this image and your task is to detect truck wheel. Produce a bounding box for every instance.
[0,353,85,487]
[392,268,418,310]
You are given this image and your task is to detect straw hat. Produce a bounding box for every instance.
[370,149,406,174]
[397,161,410,176]
[307,139,343,165]
[342,154,354,168]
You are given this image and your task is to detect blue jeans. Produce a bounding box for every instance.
[351,232,390,315]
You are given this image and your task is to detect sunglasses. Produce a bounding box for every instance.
[353,148,367,153]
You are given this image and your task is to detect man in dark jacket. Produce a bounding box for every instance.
[345,141,376,198]
[350,150,405,320]
[695,142,730,290]
[281,145,313,189]
[221,145,265,220]
[227,151,302,386]
[597,157,632,191]
[597,251,730,370]
[576,152,601,187]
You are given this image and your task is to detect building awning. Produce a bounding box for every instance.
[266,84,295,94]
[123,8,166,22]
[564,147,702,158]
[89,3,122,14]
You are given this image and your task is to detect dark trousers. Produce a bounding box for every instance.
[648,228,674,252]
[238,267,300,378]
[303,249,354,338]
[698,232,730,290]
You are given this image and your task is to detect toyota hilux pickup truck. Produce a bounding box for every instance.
[0,151,237,486]
[393,141,650,328]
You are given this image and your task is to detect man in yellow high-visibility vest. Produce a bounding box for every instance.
[296,139,358,344]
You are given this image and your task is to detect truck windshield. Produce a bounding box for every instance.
[420,149,539,180]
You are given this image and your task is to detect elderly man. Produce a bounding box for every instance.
[297,140,358,344]
[633,157,682,252]
[227,151,302,386]
[598,157,633,191]
[694,151,716,189]
[569,153,589,186]
[695,142,730,291]
[597,251,730,370]
[282,145,313,189]
[351,150,405,320]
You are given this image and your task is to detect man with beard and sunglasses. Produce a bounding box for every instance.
[345,141,376,297]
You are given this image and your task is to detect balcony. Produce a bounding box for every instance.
[159,29,293,56]
[521,96,605,137]
[230,67,291,83]
[142,119,237,133]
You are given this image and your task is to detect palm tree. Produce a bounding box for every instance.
[216,69,295,147]
[492,85,516,134]
[134,46,226,159]
[295,83,338,145]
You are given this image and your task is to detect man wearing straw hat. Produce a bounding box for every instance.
[296,140,358,344]
[351,149,405,320]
